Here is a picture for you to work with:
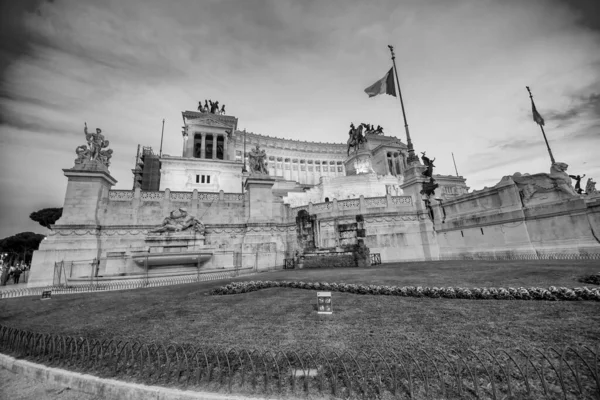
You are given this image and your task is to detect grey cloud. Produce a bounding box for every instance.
[487,137,542,151]
[560,0,600,31]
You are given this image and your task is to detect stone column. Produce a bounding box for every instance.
[201,133,206,159]
[182,134,189,157]
[212,134,218,160]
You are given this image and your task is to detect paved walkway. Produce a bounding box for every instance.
[1,367,102,400]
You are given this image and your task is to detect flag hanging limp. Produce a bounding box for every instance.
[364,67,396,98]
[531,99,545,126]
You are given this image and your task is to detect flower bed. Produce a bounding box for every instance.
[209,280,600,301]
[579,274,600,285]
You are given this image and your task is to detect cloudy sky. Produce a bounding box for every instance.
[1,0,599,239]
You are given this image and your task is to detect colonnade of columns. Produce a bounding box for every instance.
[188,132,228,160]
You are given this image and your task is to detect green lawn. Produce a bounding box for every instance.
[1,260,598,353]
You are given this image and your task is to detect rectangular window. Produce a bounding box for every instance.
[207,175,211,184]
[292,165,298,171]
[196,175,200,183]
[201,175,206,183]
[322,166,328,172]
[315,166,321,172]
[338,166,343,172]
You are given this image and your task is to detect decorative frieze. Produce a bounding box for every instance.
[338,199,360,209]
[364,196,387,208]
[170,191,193,201]
[198,193,220,201]
[109,190,134,201]
[223,193,246,202]
[391,196,412,205]
[141,191,165,201]
[313,202,333,212]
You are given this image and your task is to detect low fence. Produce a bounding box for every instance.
[0,325,597,399]
[0,268,255,299]
[432,252,600,261]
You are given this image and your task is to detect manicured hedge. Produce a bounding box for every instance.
[210,280,600,301]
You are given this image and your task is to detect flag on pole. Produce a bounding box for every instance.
[364,68,396,98]
[530,98,545,126]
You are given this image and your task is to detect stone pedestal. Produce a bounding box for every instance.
[344,150,374,176]
[399,163,440,260]
[28,165,117,287]
[58,166,117,225]
[244,174,276,223]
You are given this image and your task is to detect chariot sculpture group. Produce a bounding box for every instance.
[198,99,226,115]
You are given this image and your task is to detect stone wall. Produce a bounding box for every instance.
[302,252,356,268]
[102,188,247,226]
[433,180,600,257]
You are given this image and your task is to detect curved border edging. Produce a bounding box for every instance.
[0,353,265,400]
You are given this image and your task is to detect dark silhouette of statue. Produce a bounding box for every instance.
[421,152,436,178]
[198,101,203,112]
[220,104,226,115]
[347,123,367,155]
[420,177,439,198]
[569,174,586,194]
[204,100,209,111]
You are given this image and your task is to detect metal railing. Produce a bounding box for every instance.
[431,252,600,261]
[0,325,597,399]
[0,268,255,299]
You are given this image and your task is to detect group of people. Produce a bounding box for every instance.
[0,261,28,286]
[198,99,226,115]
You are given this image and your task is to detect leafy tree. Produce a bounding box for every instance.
[0,232,45,265]
[29,207,63,230]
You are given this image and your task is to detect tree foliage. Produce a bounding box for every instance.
[29,207,63,230]
[0,232,45,264]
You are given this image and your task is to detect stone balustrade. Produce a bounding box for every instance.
[109,189,246,203]
[289,195,413,217]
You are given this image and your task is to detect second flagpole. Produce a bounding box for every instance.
[388,45,419,164]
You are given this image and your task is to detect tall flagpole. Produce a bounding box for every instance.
[388,45,419,164]
[526,86,555,164]
[452,152,459,177]
[159,118,165,157]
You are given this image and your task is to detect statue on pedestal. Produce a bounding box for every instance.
[150,208,205,235]
[75,123,112,167]
[248,144,268,175]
